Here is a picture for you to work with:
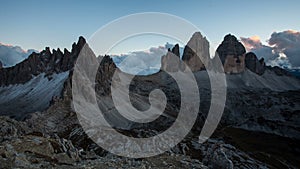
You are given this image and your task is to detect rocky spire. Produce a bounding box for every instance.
[0,61,2,69]
[161,44,181,72]
[216,34,246,62]
[77,36,86,49]
[216,34,246,74]
[171,44,180,57]
[182,32,209,72]
[245,52,265,75]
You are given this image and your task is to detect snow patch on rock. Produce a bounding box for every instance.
[0,71,69,119]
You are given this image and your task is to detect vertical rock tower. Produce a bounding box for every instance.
[216,34,246,74]
[161,44,181,72]
[182,32,209,72]
[245,52,266,75]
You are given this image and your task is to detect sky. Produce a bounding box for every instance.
[1,0,299,52]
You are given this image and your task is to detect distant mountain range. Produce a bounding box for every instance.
[0,33,300,168]
[2,38,299,78]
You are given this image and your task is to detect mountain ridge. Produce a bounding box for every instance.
[0,36,85,86]
[1,33,299,120]
[0,33,297,88]
[0,33,300,168]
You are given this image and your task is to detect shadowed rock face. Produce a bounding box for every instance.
[216,34,246,74]
[161,45,182,72]
[171,44,180,57]
[0,37,87,119]
[266,65,290,76]
[0,61,2,69]
[245,52,266,75]
[95,55,117,96]
[182,32,209,72]
[162,32,210,73]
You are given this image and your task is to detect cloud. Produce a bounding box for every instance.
[240,36,262,50]
[241,30,300,68]
[269,30,300,67]
[111,43,185,75]
[111,45,168,75]
[267,53,292,69]
[0,43,36,67]
[240,36,278,61]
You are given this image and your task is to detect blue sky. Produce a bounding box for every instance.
[0,0,299,53]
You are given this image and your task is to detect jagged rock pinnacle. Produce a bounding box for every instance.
[171,44,180,57]
[161,44,181,72]
[182,32,209,72]
[245,52,265,75]
[216,34,246,74]
[0,36,87,86]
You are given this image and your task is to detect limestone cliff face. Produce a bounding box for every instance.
[223,55,245,74]
[182,32,209,72]
[216,34,246,74]
[95,55,117,96]
[171,44,180,57]
[161,44,181,72]
[245,52,265,75]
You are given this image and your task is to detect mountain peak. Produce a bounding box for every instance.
[217,34,246,60]
[224,33,238,42]
[77,36,86,48]
[245,52,266,75]
[181,31,209,71]
[171,44,180,57]
[190,31,205,40]
[216,34,246,74]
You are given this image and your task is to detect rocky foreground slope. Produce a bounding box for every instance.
[0,32,300,168]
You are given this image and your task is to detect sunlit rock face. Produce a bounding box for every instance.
[161,32,210,73]
[216,34,246,74]
[223,55,245,73]
[182,32,209,72]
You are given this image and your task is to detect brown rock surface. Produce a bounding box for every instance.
[182,32,209,72]
[216,34,246,74]
[245,52,266,75]
[161,44,181,72]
